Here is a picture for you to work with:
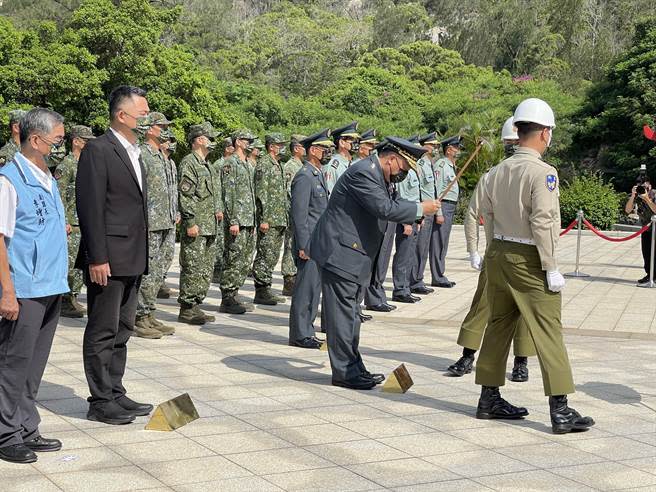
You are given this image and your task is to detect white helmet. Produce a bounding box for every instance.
[513,98,556,128]
[501,116,518,141]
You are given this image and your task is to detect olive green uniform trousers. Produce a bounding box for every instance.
[475,240,575,396]
[457,264,536,356]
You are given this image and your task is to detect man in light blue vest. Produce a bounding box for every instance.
[0,108,69,464]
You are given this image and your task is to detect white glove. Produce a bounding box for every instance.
[469,252,482,271]
[546,270,566,292]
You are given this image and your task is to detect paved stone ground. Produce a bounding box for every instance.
[7,227,656,491]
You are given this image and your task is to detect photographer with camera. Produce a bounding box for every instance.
[625,177,656,285]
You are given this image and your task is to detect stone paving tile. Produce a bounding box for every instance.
[473,469,597,491]
[140,455,252,486]
[423,449,535,478]
[565,435,656,461]
[173,476,284,491]
[2,475,65,492]
[262,467,381,491]
[112,437,214,464]
[192,429,293,455]
[346,458,461,488]
[48,465,165,492]
[496,441,606,468]
[305,439,411,465]
[226,447,334,475]
[550,462,656,490]
[268,423,366,446]
[394,479,495,491]
[32,445,131,474]
[619,457,656,475]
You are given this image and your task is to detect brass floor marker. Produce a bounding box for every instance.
[145,393,199,431]
[381,363,414,393]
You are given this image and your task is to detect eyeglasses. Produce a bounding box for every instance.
[38,135,65,147]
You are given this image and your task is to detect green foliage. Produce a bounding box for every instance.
[559,173,621,229]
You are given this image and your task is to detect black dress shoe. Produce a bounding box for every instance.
[549,395,595,434]
[359,312,373,322]
[116,395,153,416]
[0,444,37,463]
[411,286,434,295]
[332,375,376,390]
[431,281,456,288]
[447,355,474,377]
[409,294,421,301]
[392,294,417,303]
[87,400,136,425]
[24,436,62,452]
[476,386,529,420]
[363,371,385,384]
[365,304,394,312]
[511,357,529,382]
[290,337,323,349]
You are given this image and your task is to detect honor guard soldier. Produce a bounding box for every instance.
[288,130,332,348]
[309,137,441,389]
[430,135,464,288]
[0,109,27,167]
[322,121,359,193]
[135,112,178,337]
[177,122,222,325]
[447,118,536,381]
[211,137,235,284]
[476,98,595,434]
[252,133,289,305]
[157,129,179,300]
[281,134,306,296]
[55,125,96,319]
[409,132,439,296]
[220,129,258,314]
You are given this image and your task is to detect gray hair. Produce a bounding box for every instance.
[19,108,65,145]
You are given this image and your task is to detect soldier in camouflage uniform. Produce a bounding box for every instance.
[220,129,257,314]
[0,109,26,167]
[178,122,222,324]
[252,133,289,305]
[54,125,95,318]
[281,135,306,296]
[135,113,178,338]
[157,129,180,299]
[211,137,235,284]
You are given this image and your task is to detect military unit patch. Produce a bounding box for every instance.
[53,168,63,180]
[222,165,231,174]
[180,177,193,193]
[546,174,557,192]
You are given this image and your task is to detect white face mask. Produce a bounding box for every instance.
[546,128,553,148]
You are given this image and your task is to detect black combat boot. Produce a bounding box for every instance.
[447,349,475,377]
[282,275,296,296]
[476,386,529,420]
[254,287,278,306]
[511,356,529,382]
[219,295,247,314]
[549,395,595,434]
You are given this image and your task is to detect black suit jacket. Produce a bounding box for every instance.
[75,129,149,276]
[308,154,417,285]
[290,163,329,254]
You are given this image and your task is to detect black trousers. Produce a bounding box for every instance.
[289,257,321,342]
[321,268,367,382]
[0,295,60,447]
[83,274,140,404]
[641,224,654,276]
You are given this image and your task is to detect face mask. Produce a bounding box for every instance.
[546,129,553,147]
[167,141,177,153]
[278,146,287,157]
[134,116,151,137]
[156,130,169,144]
[319,151,331,166]
[390,168,409,183]
[351,142,360,153]
[504,143,519,157]
[49,142,66,163]
[206,140,217,151]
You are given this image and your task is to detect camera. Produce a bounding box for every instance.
[637,185,646,196]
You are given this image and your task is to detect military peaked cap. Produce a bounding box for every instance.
[375,136,427,171]
[300,129,333,150]
[359,129,378,144]
[332,121,360,142]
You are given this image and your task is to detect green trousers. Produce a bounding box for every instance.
[475,240,575,396]
[138,228,175,317]
[281,224,296,277]
[212,223,225,281]
[178,234,218,307]
[220,226,256,296]
[253,226,286,287]
[67,228,83,295]
[458,265,536,356]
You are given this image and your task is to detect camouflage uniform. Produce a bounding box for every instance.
[178,149,221,308]
[281,155,304,279]
[211,156,226,283]
[0,109,26,167]
[54,153,84,296]
[220,152,257,300]
[252,134,289,302]
[137,140,178,318]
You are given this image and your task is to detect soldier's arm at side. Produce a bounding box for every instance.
[290,171,312,251]
[479,176,494,245]
[530,167,559,271]
[257,162,272,225]
[222,163,239,226]
[464,179,482,254]
[177,161,198,230]
[351,171,417,224]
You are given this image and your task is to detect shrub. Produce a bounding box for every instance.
[559,173,621,230]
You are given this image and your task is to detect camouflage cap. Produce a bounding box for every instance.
[70,125,95,140]
[232,129,257,142]
[289,134,306,150]
[8,109,27,125]
[149,112,172,126]
[222,137,233,147]
[187,121,218,142]
[265,133,288,146]
[248,138,265,151]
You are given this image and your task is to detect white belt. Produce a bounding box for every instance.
[494,234,536,245]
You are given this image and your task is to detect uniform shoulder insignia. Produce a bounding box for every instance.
[330,158,339,170]
[546,174,557,192]
[53,168,63,180]
[222,164,231,175]
[180,176,194,193]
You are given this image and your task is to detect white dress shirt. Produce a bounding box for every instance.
[0,153,54,238]
[110,127,143,190]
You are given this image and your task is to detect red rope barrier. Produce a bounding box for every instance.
[559,219,578,237]
[582,219,651,242]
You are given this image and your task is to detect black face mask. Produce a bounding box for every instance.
[504,143,519,158]
[390,168,409,183]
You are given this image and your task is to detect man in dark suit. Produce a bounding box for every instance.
[288,129,332,349]
[309,137,441,389]
[76,86,153,424]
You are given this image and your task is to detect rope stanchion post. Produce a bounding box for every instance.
[565,209,590,278]
[639,215,656,289]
